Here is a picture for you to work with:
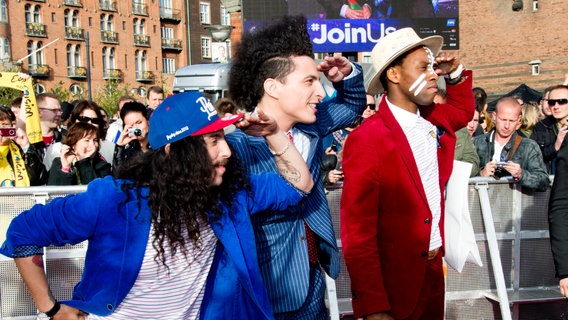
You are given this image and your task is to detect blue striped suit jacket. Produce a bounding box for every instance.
[226,64,366,313]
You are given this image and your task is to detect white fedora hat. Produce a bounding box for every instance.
[367,27,443,96]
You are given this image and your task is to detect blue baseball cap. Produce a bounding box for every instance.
[148,91,244,149]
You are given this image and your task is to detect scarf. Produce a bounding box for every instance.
[0,141,30,187]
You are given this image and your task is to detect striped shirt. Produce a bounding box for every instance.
[89,222,217,319]
[388,99,442,251]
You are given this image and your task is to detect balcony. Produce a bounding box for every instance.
[101,30,118,44]
[25,22,47,37]
[99,0,117,11]
[161,38,182,51]
[136,70,153,82]
[103,68,122,80]
[132,2,148,16]
[65,26,85,41]
[68,66,87,79]
[63,0,82,7]
[159,8,181,22]
[28,64,50,78]
[134,34,150,47]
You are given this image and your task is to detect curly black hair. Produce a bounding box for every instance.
[116,135,249,268]
[229,15,313,112]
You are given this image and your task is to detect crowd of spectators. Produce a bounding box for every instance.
[0,85,164,187]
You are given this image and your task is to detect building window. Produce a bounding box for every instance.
[100,14,113,31]
[201,36,211,58]
[70,84,84,96]
[161,26,173,39]
[0,38,9,60]
[27,40,44,65]
[52,12,55,22]
[0,0,7,23]
[102,47,115,70]
[135,50,147,74]
[67,44,82,67]
[134,18,146,35]
[199,2,210,24]
[64,9,79,27]
[25,4,41,23]
[34,83,46,94]
[221,5,230,26]
[89,17,92,26]
[162,58,175,74]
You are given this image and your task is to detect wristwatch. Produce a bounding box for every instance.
[445,63,464,85]
[37,301,61,319]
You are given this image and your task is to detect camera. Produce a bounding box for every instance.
[0,127,17,138]
[128,128,142,137]
[495,161,507,168]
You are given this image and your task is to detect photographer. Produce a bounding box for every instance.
[474,97,549,191]
[48,122,111,185]
[112,101,150,175]
[0,106,47,187]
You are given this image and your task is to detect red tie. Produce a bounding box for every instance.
[287,131,319,265]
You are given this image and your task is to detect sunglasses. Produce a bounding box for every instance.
[77,115,101,125]
[547,99,568,107]
[366,103,376,110]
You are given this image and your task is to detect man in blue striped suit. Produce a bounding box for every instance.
[226,16,367,319]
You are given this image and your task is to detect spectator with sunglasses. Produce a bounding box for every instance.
[43,100,114,170]
[530,84,568,174]
[47,122,112,186]
[0,106,48,187]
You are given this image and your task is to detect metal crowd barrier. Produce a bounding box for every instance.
[0,178,565,319]
[326,176,565,320]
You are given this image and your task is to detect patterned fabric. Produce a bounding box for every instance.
[226,63,366,314]
[13,245,43,257]
[288,131,319,265]
[88,224,216,319]
[394,108,441,251]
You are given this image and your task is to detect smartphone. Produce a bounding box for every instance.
[0,127,17,138]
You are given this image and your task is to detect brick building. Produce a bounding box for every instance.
[0,0,230,99]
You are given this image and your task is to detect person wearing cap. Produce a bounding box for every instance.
[0,91,313,319]
[340,27,474,319]
[226,15,366,319]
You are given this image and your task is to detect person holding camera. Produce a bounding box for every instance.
[112,101,151,175]
[48,122,112,186]
[473,97,549,191]
[0,106,48,187]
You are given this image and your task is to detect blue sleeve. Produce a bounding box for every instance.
[313,63,367,136]
[246,172,304,215]
[0,177,124,257]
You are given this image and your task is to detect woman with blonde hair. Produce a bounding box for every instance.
[520,102,542,137]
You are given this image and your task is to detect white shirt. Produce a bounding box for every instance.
[387,98,442,251]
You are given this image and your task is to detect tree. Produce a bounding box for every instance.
[93,80,130,119]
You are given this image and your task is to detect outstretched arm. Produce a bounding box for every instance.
[15,255,85,318]
[236,109,314,193]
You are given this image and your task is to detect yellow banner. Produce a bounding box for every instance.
[0,73,42,145]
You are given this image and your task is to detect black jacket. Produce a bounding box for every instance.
[549,144,568,278]
[530,116,566,174]
[48,153,112,185]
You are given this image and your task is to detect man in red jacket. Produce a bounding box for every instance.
[340,27,474,320]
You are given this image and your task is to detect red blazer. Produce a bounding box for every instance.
[340,71,474,319]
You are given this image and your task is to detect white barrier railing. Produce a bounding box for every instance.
[0,178,564,320]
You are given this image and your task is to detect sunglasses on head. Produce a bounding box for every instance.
[366,103,376,110]
[77,115,101,124]
[547,99,568,107]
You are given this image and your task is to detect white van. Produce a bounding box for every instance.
[173,62,231,103]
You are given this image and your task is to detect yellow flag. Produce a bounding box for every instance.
[0,73,43,145]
